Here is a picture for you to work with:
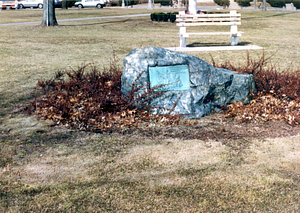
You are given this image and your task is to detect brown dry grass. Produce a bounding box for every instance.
[1,8,300,212]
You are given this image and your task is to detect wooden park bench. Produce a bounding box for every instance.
[176,10,243,47]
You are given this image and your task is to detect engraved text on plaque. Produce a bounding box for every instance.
[149,65,190,91]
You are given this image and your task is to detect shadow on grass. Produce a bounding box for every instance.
[187,41,252,47]
[61,18,133,27]
[2,160,299,212]
[243,12,294,20]
[0,89,35,118]
[0,126,76,158]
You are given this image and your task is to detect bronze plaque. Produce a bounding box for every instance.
[149,65,190,91]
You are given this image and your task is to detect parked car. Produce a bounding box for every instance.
[0,0,19,9]
[74,0,106,9]
[18,0,43,8]
[18,0,61,9]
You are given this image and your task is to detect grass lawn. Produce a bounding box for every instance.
[1,7,300,212]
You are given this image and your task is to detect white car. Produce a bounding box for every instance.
[0,0,19,9]
[74,0,106,9]
[18,0,43,9]
[18,0,61,9]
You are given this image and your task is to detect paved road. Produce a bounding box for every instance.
[0,13,150,27]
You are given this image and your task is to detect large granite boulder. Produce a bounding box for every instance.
[121,47,256,118]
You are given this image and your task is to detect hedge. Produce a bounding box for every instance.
[249,0,300,10]
[118,0,139,6]
[236,0,251,7]
[160,0,173,6]
[150,12,178,22]
[266,0,288,7]
[170,12,177,22]
[265,0,300,8]
[214,0,230,7]
[66,0,76,7]
[293,0,300,8]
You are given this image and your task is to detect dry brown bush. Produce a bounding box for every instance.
[27,56,181,133]
[27,53,300,133]
[212,52,300,125]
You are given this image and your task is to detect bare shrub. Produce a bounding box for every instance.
[28,52,300,131]
[212,52,300,125]
[27,57,181,133]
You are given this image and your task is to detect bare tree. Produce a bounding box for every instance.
[41,0,58,26]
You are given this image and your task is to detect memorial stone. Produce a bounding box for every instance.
[121,47,256,118]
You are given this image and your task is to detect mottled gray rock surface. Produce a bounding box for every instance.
[121,47,256,118]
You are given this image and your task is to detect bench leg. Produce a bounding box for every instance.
[230,34,240,46]
[179,25,187,48]
[180,35,186,48]
[230,12,240,46]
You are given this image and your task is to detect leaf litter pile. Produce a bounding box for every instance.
[27,58,182,133]
[213,53,300,126]
[27,53,300,134]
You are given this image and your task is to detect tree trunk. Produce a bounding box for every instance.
[41,0,58,26]
[263,0,267,10]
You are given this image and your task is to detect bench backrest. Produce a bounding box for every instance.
[176,11,241,27]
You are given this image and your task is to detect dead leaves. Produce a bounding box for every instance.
[225,92,300,126]
[213,52,300,126]
[28,64,182,133]
[28,53,300,133]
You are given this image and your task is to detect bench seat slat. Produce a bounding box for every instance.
[179,31,244,37]
[177,22,241,27]
[176,14,241,18]
[176,18,241,22]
